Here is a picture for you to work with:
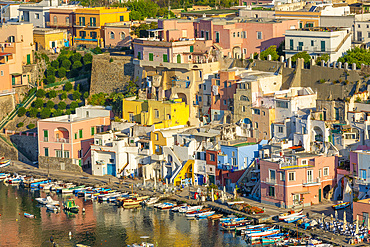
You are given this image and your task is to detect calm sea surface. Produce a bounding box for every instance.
[0,183,247,247]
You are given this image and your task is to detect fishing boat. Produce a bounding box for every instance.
[35,196,60,206]
[170,204,187,212]
[143,197,158,206]
[24,213,35,218]
[120,198,142,207]
[186,208,211,217]
[208,214,223,220]
[332,202,351,210]
[220,219,252,231]
[278,209,303,221]
[0,159,10,168]
[244,228,280,240]
[196,211,215,219]
[46,204,60,212]
[0,173,9,180]
[284,214,306,223]
[178,205,203,213]
[63,198,79,213]
[261,236,284,244]
[62,185,85,194]
[159,202,176,210]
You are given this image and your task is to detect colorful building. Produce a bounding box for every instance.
[122,98,190,129]
[103,22,131,48]
[48,5,81,36]
[73,7,130,47]
[260,153,337,208]
[33,28,68,51]
[37,106,112,172]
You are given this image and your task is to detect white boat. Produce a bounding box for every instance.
[46,204,60,212]
[35,196,60,206]
[0,173,9,180]
[179,205,203,213]
[144,197,159,205]
[0,159,10,168]
[278,209,303,221]
[245,229,280,240]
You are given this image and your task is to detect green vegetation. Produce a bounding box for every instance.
[40,108,51,119]
[291,51,311,64]
[315,54,329,66]
[58,101,67,110]
[260,45,279,61]
[27,123,35,129]
[46,100,55,109]
[17,107,26,117]
[338,47,370,68]
[73,91,81,100]
[131,22,158,38]
[48,90,57,99]
[33,98,44,109]
[28,108,38,118]
[65,82,73,91]
[60,92,67,100]
[17,122,24,128]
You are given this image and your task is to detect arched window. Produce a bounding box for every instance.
[240,95,249,101]
[110,31,115,39]
[120,32,125,40]
[53,16,57,24]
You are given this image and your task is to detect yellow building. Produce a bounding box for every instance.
[34,28,68,51]
[122,98,190,129]
[74,7,130,47]
[275,11,321,28]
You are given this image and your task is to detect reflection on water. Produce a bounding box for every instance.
[0,183,247,247]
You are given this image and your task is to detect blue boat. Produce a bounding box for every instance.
[332,202,350,210]
[24,213,35,218]
[284,214,305,223]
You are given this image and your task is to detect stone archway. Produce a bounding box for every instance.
[313,126,324,142]
[232,46,242,59]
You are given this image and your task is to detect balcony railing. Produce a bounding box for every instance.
[355,179,369,185]
[303,178,321,186]
[46,22,72,28]
[263,178,277,185]
[52,138,69,143]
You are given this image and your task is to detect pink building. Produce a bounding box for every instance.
[158,19,195,42]
[104,22,131,48]
[48,6,80,35]
[260,153,337,208]
[37,106,112,172]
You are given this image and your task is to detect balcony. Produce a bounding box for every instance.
[263,178,277,185]
[138,148,150,155]
[303,178,321,186]
[46,22,72,28]
[151,153,164,161]
[52,138,69,143]
[355,179,370,185]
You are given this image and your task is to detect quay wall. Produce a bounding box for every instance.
[10,135,38,162]
[38,156,83,173]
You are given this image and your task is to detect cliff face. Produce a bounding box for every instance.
[90,54,134,95]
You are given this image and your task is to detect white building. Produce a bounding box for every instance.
[18,0,58,28]
[285,27,352,62]
[0,2,20,23]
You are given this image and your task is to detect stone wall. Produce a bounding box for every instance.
[10,135,38,162]
[0,135,18,161]
[39,156,83,173]
[0,95,15,120]
[90,54,134,94]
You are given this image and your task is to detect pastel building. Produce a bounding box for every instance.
[37,106,112,172]
[19,0,59,28]
[260,153,337,208]
[104,22,131,48]
[0,23,34,91]
[48,5,81,36]
[350,149,370,194]
[33,28,68,51]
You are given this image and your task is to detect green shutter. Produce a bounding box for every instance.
[190,45,194,52]
[44,130,48,138]
[91,127,95,136]
[74,133,77,139]
[137,52,141,60]
[44,148,49,157]
[163,54,168,62]
[177,54,181,63]
[79,129,83,138]
[12,76,15,85]
[149,53,153,61]
[27,54,30,64]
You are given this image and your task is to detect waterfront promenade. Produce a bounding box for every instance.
[0,161,363,246]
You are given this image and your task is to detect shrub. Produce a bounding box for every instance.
[52,109,63,117]
[58,101,67,110]
[83,53,93,65]
[109,58,113,63]
[45,75,56,84]
[319,79,325,84]
[17,107,26,117]
[70,101,79,110]
[17,122,24,128]
[83,91,89,99]
[61,59,71,70]
[33,98,44,109]
[40,108,51,119]
[64,81,72,91]
[36,89,46,98]
[60,92,67,100]
[70,69,79,78]
[72,61,83,70]
[28,108,38,118]
[27,123,35,129]
[48,90,57,99]
[72,91,81,100]
[65,109,72,115]
[51,60,59,69]
[93,47,102,54]
[46,66,56,77]
[70,52,82,63]
[58,67,67,78]
[46,100,55,109]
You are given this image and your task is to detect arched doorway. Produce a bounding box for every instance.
[323,185,331,199]
[177,93,187,105]
[232,46,242,59]
[226,115,231,124]
[313,126,323,142]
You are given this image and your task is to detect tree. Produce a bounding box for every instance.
[337,47,370,68]
[70,101,79,110]
[88,92,107,105]
[58,67,67,78]
[315,54,330,66]
[260,45,279,61]
[83,91,89,99]
[46,100,55,109]
[291,51,311,64]
[92,47,102,54]
[60,92,67,100]
[17,122,24,128]
[28,108,38,118]
[73,91,82,100]
[51,60,59,69]
[58,101,67,110]
[52,109,63,117]
[70,69,79,78]
[40,108,51,119]
[48,90,57,99]
[57,55,68,63]
[45,75,56,84]
[27,123,35,129]
[36,89,46,98]
[70,52,82,63]
[46,66,56,78]
[83,53,93,65]
[72,61,83,70]
[125,81,138,96]
[130,22,158,37]
[65,82,73,91]
[61,59,72,70]
[124,0,160,20]
[33,98,43,109]
[277,41,285,57]
[17,107,26,117]
[65,109,72,115]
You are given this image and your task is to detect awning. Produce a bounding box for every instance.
[292,191,310,195]
[11,73,22,76]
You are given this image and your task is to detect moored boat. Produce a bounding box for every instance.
[278,209,303,221]
[208,214,223,220]
[24,213,35,218]
[35,196,60,206]
[63,198,79,213]
[196,211,215,219]
[332,202,350,210]
[0,159,10,168]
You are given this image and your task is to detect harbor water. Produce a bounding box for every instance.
[0,183,247,247]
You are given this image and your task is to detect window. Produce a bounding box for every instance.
[120,15,124,21]
[311,40,314,46]
[368,24,369,28]
[232,158,237,166]
[298,42,303,51]
[276,100,288,108]
[35,13,39,19]
[190,45,194,52]
[155,145,161,154]
[56,150,62,158]
[262,111,265,116]
[240,95,249,101]
[242,31,247,38]
[288,172,295,181]
[199,96,202,102]
[361,169,367,180]
[90,32,97,39]
[228,82,231,87]
[223,100,227,105]
[293,194,300,205]
[216,79,220,86]
[90,17,96,26]
[79,129,83,138]
[232,151,235,156]
[204,85,206,90]
[64,151,70,158]
[269,169,276,181]
[91,127,95,136]
[201,31,204,38]
[44,148,49,157]
[155,133,159,141]
[209,153,215,161]
[280,171,285,181]
[74,133,77,140]
[205,31,209,40]
[163,54,168,62]
[233,32,236,38]
[137,52,141,60]
[368,32,370,38]
[79,17,85,26]
[253,109,260,115]
[78,149,83,158]
[154,109,159,118]
[53,16,57,24]
[301,159,307,165]
[237,32,240,37]
[358,24,361,28]
[268,186,275,197]
[110,31,115,39]
[224,82,227,88]
[278,126,283,133]
[257,31,262,40]
[255,122,258,128]
[320,41,325,52]
[215,31,220,43]
[289,39,293,50]
[79,31,86,38]
[318,169,321,178]
[0,71,3,76]
[43,130,48,142]
[323,167,329,176]
[307,170,313,183]
[242,106,246,112]
[149,53,153,61]
[120,32,125,40]
[66,17,70,25]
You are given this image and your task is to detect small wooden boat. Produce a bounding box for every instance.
[35,196,60,206]
[0,173,9,180]
[208,214,223,220]
[332,202,350,210]
[46,204,60,212]
[196,211,215,219]
[144,197,158,206]
[284,214,305,223]
[186,208,211,217]
[278,209,303,221]
[24,213,35,218]
[63,198,79,213]
[245,228,280,240]
[0,159,10,168]
[178,205,203,213]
